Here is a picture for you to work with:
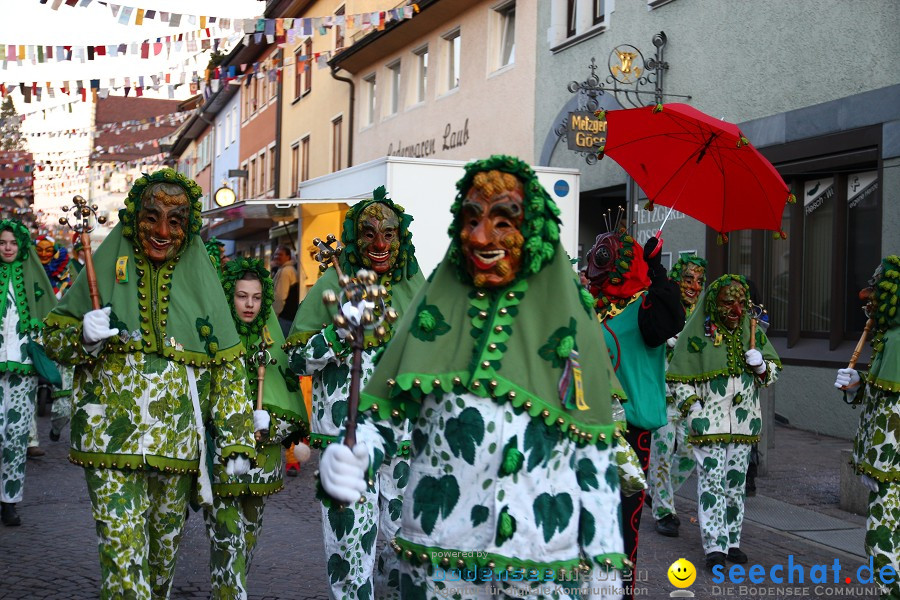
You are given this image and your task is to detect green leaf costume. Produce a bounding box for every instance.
[350,156,629,590]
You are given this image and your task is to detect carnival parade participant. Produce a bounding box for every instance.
[204,257,308,600]
[69,234,85,276]
[668,274,780,570]
[834,255,900,599]
[285,186,423,600]
[648,254,708,537]
[205,236,227,277]
[34,234,72,297]
[43,168,256,599]
[0,219,57,526]
[584,226,685,595]
[319,156,630,599]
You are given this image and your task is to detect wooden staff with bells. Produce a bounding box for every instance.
[251,341,277,441]
[312,234,398,449]
[59,195,107,310]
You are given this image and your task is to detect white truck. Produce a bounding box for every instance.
[275,156,581,276]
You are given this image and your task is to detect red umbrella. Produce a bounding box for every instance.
[598,103,795,242]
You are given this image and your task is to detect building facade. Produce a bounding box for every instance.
[534,0,900,438]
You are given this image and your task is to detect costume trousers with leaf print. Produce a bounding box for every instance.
[866,482,900,599]
[204,493,267,600]
[693,443,750,554]
[0,372,37,503]
[323,452,405,600]
[647,400,695,521]
[84,467,193,600]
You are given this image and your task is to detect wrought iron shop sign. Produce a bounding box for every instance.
[566,112,606,152]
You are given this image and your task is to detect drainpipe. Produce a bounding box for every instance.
[329,66,355,168]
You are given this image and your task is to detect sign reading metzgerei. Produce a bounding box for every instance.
[567,111,606,152]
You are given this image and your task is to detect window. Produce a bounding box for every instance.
[249,158,257,196]
[231,106,237,142]
[301,136,310,182]
[303,39,313,94]
[413,46,428,103]
[332,116,343,172]
[216,122,222,156]
[294,47,304,99]
[711,126,882,352]
[240,162,248,199]
[496,3,516,69]
[334,5,345,52]
[363,74,376,126]
[223,114,230,150]
[444,29,460,92]
[259,151,267,193]
[290,143,299,196]
[268,147,276,192]
[387,60,401,115]
[566,0,577,38]
[592,0,605,25]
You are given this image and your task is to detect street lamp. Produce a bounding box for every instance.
[214,184,236,207]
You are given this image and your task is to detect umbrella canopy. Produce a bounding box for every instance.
[599,103,795,241]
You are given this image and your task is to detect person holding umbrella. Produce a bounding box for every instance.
[204,256,308,600]
[647,254,707,538]
[42,168,256,598]
[583,227,685,595]
[834,255,900,598]
[668,274,780,570]
[0,219,57,526]
[284,187,424,600]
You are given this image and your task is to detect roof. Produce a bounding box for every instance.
[92,96,183,163]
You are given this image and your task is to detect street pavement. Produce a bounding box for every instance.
[0,416,888,599]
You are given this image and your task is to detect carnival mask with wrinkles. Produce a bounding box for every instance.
[860,265,883,319]
[715,282,747,331]
[357,203,400,274]
[137,187,190,264]
[459,170,525,288]
[35,239,55,265]
[679,264,705,308]
[585,232,622,288]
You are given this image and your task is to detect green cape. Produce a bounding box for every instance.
[243,310,308,425]
[45,223,243,367]
[0,219,57,334]
[667,289,781,383]
[359,245,622,445]
[866,255,900,392]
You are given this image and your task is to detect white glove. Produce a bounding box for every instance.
[666,336,678,349]
[225,455,251,476]
[744,349,766,375]
[860,474,879,493]
[293,442,311,463]
[83,307,120,345]
[319,442,369,504]
[689,402,703,417]
[253,409,270,433]
[834,368,861,389]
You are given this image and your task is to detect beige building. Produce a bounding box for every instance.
[279,0,396,295]
[330,0,536,165]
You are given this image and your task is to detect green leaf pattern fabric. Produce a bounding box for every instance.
[693,443,752,554]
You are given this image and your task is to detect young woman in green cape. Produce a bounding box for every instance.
[204,256,308,599]
[0,219,57,526]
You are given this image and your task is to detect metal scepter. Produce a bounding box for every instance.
[312,235,398,449]
[59,195,107,311]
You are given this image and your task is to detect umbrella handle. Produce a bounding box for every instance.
[646,230,663,259]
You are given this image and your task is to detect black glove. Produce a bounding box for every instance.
[643,236,666,280]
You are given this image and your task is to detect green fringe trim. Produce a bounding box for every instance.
[687,433,760,446]
[309,432,410,456]
[70,450,200,473]
[867,375,900,393]
[220,444,257,461]
[213,479,285,498]
[283,329,320,350]
[678,395,702,418]
[391,536,626,580]
[0,361,37,375]
[360,372,620,448]
[667,361,783,385]
[45,312,246,368]
[853,461,900,484]
[51,389,72,399]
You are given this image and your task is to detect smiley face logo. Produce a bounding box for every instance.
[668,558,696,588]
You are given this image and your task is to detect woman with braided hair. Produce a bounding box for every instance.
[204,257,308,599]
[0,219,56,526]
